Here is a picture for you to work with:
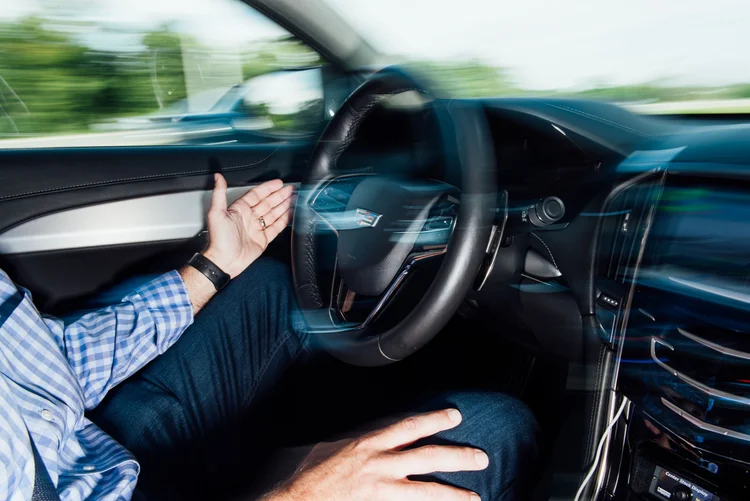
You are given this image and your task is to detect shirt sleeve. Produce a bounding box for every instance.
[0,387,34,501]
[53,271,193,410]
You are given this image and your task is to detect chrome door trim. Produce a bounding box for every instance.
[0,184,296,254]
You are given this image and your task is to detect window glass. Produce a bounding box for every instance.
[0,0,324,148]
[325,0,750,116]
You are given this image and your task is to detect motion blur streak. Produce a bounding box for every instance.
[4,1,750,149]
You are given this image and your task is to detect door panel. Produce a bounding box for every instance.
[0,0,331,314]
[0,144,308,311]
[0,143,311,232]
[0,231,293,315]
[0,185,298,254]
[1,239,196,314]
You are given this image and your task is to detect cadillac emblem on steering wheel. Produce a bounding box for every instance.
[355,208,382,228]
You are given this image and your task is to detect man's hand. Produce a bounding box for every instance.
[266,410,488,501]
[179,174,293,314]
[203,174,294,278]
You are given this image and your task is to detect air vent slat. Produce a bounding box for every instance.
[677,327,750,362]
[661,397,750,443]
[651,337,750,406]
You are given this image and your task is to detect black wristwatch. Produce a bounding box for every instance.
[187,253,231,291]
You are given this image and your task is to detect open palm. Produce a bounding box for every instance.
[203,174,294,278]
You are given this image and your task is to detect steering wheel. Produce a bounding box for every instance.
[291,68,497,366]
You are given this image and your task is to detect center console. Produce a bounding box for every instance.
[594,151,750,501]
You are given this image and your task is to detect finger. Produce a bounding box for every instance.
[209,173,228,216]
[365,409,462,450]
[252,184,294,218]
[264,194,294,226]
[262,207,291,243]
[390,445,489,476]
[400,480,481,501]
[239,179,285,207]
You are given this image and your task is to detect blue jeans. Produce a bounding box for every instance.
[90,258,539,501]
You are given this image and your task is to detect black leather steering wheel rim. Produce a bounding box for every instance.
[291,68,497,366]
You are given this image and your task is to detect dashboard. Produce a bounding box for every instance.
[343,95,750,500]
[479,100,750,501]
[340,95,749,364]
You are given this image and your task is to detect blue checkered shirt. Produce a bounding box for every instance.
[0,269,193,501]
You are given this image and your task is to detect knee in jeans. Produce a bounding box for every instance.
[229,258,306,337]
[435,391,540,469]
[232,258,293,297]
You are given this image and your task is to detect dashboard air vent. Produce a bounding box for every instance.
[597,171,664,284]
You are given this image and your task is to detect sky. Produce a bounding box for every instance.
[4,0,750,90]
[325,0,750,90]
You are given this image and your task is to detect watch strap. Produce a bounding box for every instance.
[187,253,231,291]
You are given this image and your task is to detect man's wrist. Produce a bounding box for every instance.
[187,252,231,291]
[178,265,217,315]
[201,248,240,279]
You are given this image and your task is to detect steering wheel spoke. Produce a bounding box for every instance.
[327,246,448,333]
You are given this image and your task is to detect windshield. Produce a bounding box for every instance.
[325,0,750,115]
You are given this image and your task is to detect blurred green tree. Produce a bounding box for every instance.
[0,17,109,134]
[2,12,750,141]
[407,59,521,98]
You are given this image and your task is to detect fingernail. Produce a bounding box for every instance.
[470,493,481,501]
[214,173,218,182]
[448,409,462,423]
[475,451,489,468]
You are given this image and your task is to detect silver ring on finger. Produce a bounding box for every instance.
[259,216,267,231]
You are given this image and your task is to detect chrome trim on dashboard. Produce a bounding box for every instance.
[475,190,508,291]
[609,169,667,389]
[0,184,296,254]
[651,337,750,406]
[592,156,676,500]
[359,248,446,329]
[638,308,656,322]
[677,327,750,361]
[668,275,750,306]
[661,397,750,442]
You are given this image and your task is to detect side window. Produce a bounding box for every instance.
[232,69,325,135]
[0,0,325,148]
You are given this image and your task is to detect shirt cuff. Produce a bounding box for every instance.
[128,270,194,353]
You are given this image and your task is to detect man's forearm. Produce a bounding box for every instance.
[178,262,218,315]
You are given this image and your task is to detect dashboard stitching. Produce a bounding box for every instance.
[545,103,647,137]
[0,147,281,202]
[530,232,559,269]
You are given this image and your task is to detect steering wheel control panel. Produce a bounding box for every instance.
[503,196,567,237]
